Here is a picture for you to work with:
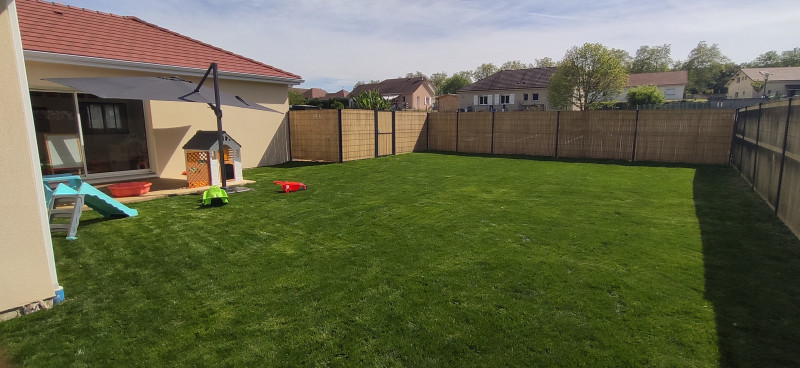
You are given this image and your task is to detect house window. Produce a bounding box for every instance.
[665,88,675,96]
[479,96,488,105]
[523,93,529,101]
[737,77,741,83]
[79,102,129,134]
[735,92,739,98]
[531,93,539,101]
[424,96,431,105]
[500,95,510,104]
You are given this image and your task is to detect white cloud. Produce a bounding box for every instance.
[54,0,800,92]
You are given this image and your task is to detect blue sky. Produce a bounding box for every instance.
[51,0,799,92]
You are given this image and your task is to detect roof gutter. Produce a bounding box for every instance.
[23,50,304,86]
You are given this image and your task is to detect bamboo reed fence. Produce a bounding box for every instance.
[290,108,734,165]
[731,98,799,238]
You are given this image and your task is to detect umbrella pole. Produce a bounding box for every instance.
[211,63,226,190]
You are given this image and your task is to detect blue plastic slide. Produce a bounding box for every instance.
[77,183,138,217]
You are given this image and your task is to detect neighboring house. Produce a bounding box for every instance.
[457,68,557,112]
[436,94,459,112]
[291,87,349,100]
[350,77,435,110]
[624,71,688,101]
[725,67,800,99]
[16,0,303,183]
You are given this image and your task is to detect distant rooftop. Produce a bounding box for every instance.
[628,71,688,87]
[459,68,556,92]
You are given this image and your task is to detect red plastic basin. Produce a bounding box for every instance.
[108,182,152,197]
[273,181,306,193]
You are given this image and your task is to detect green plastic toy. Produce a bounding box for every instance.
[202,186,229,205]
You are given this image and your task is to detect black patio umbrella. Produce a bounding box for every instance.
[46,63,277,190]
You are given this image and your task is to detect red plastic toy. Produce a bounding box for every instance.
[108,182,152,197]
[273,181,307,193]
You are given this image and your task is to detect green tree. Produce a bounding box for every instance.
[352,90,392,110]
[610,48,633,71]
[430,71,449,95]
[779,47,800,66]
[473,63,498,81]
[627,85,666,106]
[405,71,427,78]
[548,43,629,111]
[535,57,556,68]
[500,60,533,70]
[745,50,782,67]
[681,41,737,94]
[288,90,306,105]
[631,44,672,73]
[439,72,472,95]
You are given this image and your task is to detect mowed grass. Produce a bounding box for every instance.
[2,153,800,367]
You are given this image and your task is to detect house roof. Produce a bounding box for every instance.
[290,87,350,100]
[739,67,800,82]
[182,131,241,150]
[16,0,302,82]
[459,68,556,92]
[627,71,688,87]
[351,77,434,97]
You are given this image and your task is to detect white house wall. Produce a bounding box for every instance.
[459,88,552,111]
[1,1,60,316]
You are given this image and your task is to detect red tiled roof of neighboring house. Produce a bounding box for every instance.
[739,67,800,82]
[351,77,434,97]
[459,68,556,92]
[15,0,302,81]
[303,88,328,99]
[327,89,349,99]
[290,87,350,100]
[627,71,688,87]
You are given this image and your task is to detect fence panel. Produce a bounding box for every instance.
[753,103,789,205]
[458,112,492,154]
[395,111,428,154]
[289,110,339,162]
[558,111,636,160]
[428,112,457,152]
[341,110,374,162]
[776,101,800,237]
[493,111,558,156]
[732,98,799,239]
[377,111,393,156]
[637,110,733,164]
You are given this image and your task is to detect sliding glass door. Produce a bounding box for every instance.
[29,91,151,177]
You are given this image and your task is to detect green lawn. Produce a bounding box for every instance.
[2,153,799,367]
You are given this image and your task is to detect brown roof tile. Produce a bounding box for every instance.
[351,77,433,97]
[16,0,301,81]
[627,71,688,87]
[740,67,800,81]
[459,68,556,92]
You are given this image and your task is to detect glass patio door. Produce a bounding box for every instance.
[30,91,151,177]
[76,94,150,175]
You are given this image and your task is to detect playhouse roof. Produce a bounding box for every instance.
[183,131,241,150]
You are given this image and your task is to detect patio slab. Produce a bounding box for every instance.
[91,178,256,204]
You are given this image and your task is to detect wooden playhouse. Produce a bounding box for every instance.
[182,131,243,188]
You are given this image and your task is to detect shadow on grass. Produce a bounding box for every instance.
[693,166,800,367]
[269,161,335,169]
[424,150,704,169]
